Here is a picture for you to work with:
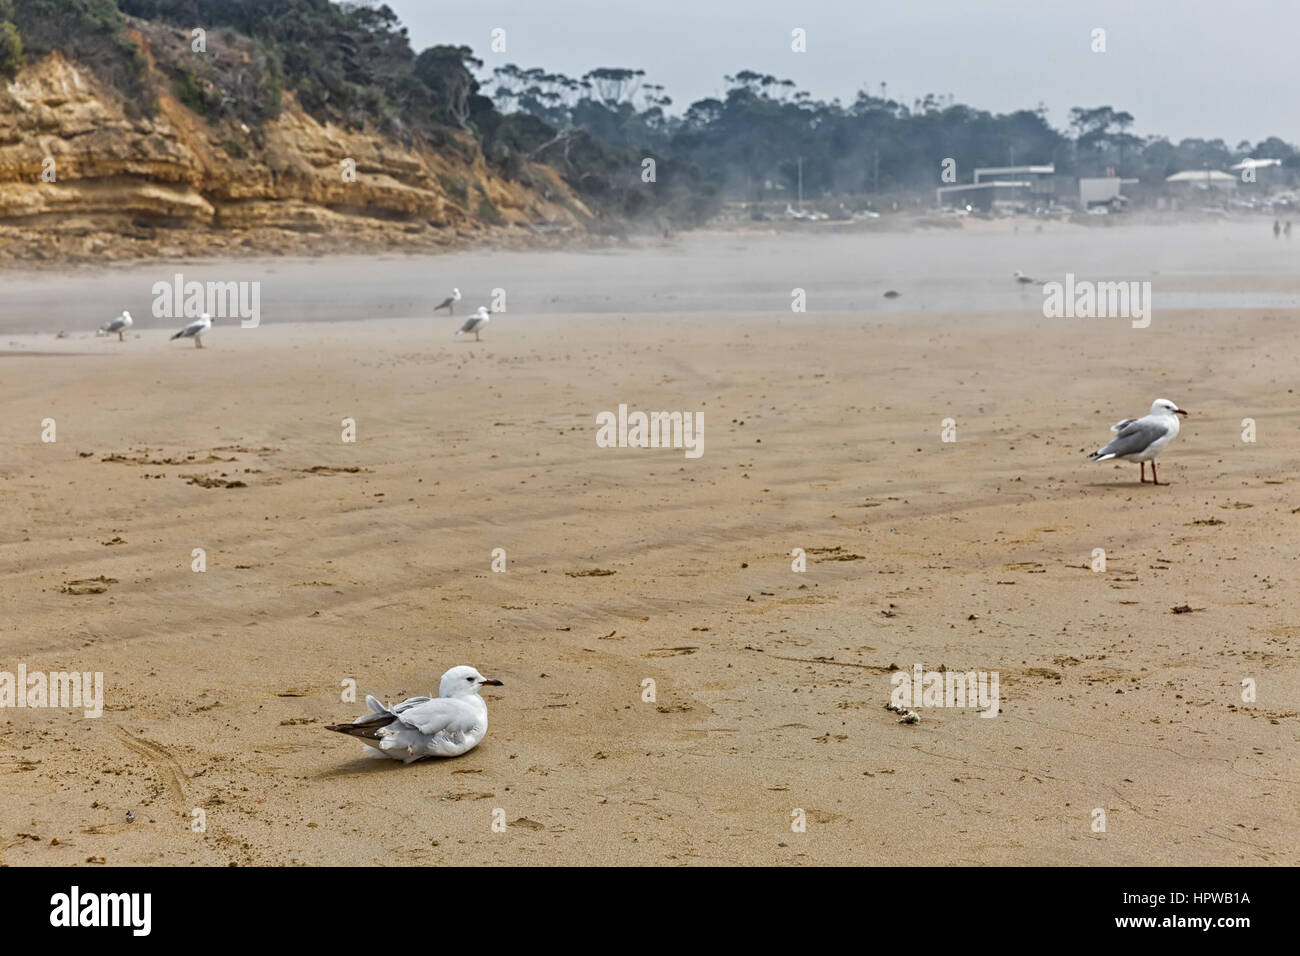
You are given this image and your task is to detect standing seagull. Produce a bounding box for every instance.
[455,306,490,342]
[326,665,504,763]
[98,311,133,341]
[1087,398,1188,484]
[170,313,213,348]
[1012,270,1039,286]
[433,288,462,316]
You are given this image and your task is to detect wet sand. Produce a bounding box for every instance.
[1,294,1297,865]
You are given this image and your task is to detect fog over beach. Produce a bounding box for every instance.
[2,221,1298,334]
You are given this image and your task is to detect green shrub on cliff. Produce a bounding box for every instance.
[5,0,152,113]
[120,0,430,134]
[0,20,22,76]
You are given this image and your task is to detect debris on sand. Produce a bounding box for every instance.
[60,576,117,595]
[885,702,920,724]
[181,474,247,488]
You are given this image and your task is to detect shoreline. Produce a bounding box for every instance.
[3,208,1292,273]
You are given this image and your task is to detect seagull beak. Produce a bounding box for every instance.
[481,678,504,686]
[1174,409,1188,416]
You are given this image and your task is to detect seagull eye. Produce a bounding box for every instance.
[466,676,474,682]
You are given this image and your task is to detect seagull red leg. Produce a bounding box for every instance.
[1151,461,1160,485]
[1140,461,1147,483]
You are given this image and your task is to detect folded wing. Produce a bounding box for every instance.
[1093,418,1169,459]
[390,696,480,737]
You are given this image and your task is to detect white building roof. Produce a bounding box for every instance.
[1228,158,1282,170]
[973,165,1055,182]
[1165,170,1236,183]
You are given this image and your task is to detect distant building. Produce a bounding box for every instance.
[936,181,1032,211]
[937,164,1055,210]
[1079,176,1139,208]
[1228,158,1285,186]
[1165,170,1238,191]
[973,164,1056,201]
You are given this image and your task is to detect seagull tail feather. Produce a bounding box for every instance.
[326,694,398,742]
[325,722,392,747]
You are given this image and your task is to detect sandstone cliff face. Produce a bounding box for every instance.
[0,39,590,264]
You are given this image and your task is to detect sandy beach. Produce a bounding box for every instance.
[2,239,1299,866]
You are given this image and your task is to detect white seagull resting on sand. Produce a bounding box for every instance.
[456,306,490,342]
[326,665,503,762]
[1088,398,1187,484]
[1013,270,1040,286]
[170,313,213,348]
[433,287,462,315]
[98,311,133,341]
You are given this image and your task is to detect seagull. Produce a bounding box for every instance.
[433,288,462,315]
[326,665,504,763]
[1087,398,1188,484]
[98,311,133,341]
[455,306,490,342]
[170,313,213,348]
[1013,270,1039,285]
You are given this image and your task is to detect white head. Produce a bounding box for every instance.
[1150,398,1188,417]
[121,311,133,323]
[475,306,490,321]
[439,665,503,699]
[202,312,213,324]
[452,288,461,299]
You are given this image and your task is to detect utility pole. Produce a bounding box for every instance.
[797,155,803,207]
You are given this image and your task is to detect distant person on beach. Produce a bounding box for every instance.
[1274,220,1281,238]
[1286,221,1293,239]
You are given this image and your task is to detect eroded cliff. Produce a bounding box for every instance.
[0,28,590,264]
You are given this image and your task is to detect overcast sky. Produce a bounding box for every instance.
[384,0,1297,146]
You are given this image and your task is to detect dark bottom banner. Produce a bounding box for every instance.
[0,866,1278,942]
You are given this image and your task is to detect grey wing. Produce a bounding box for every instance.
[389,695,432,715]
[1096,419,1169,458]
[457,316,481,333]
[350,693,433,726]
[104,318,125,332]
[178,320,202,336]
[1110,418,1137,433]
[435,296,454,309]
[351,694,397,726]
[391,697,478,737]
